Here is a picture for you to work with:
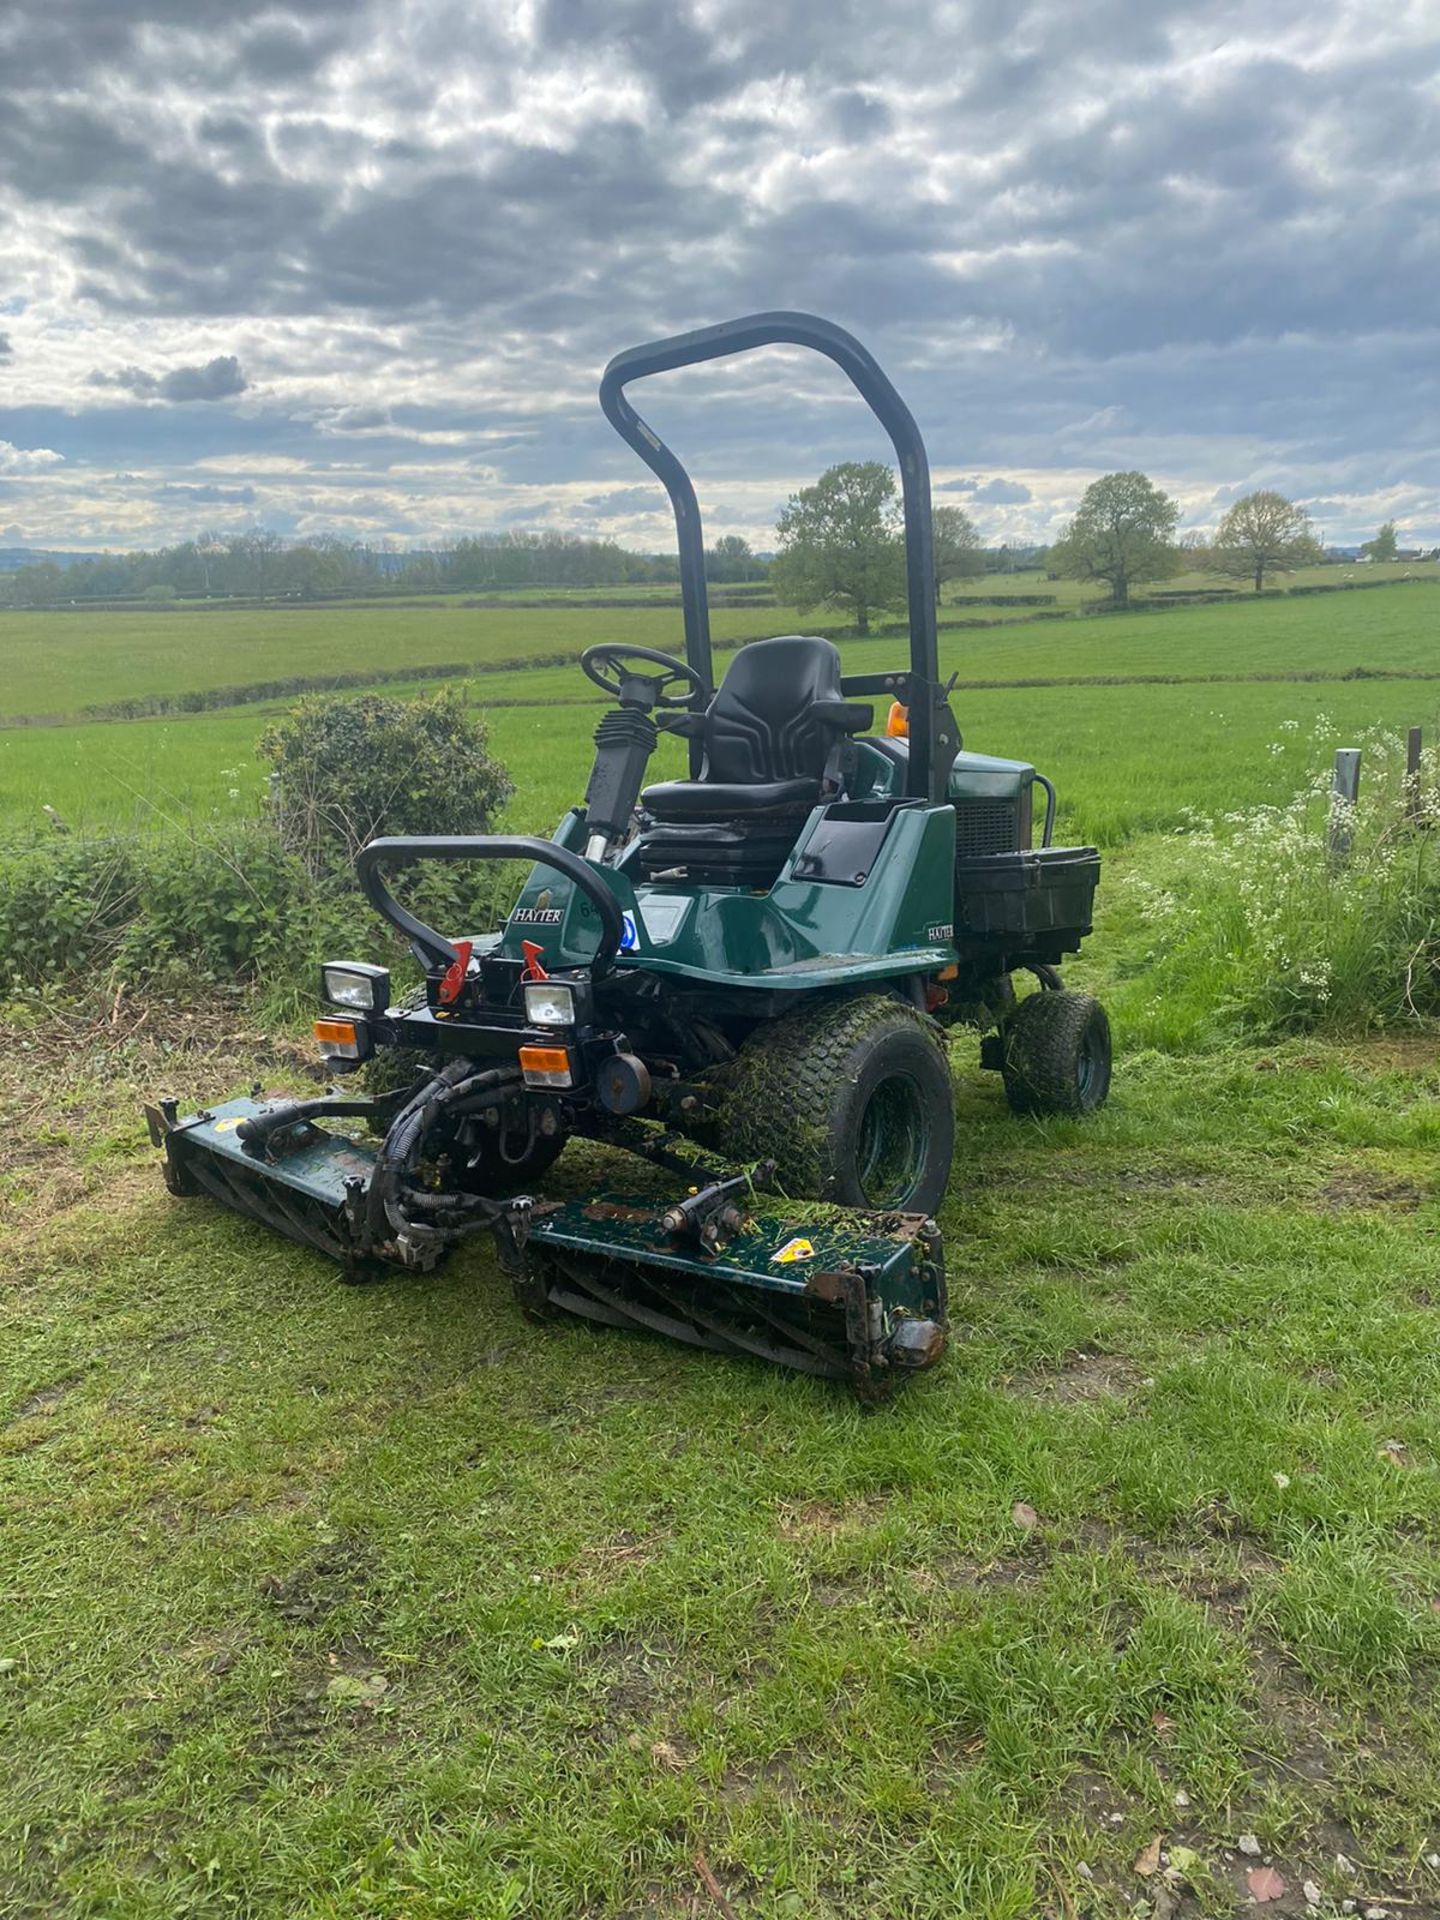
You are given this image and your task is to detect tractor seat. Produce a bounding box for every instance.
[641,634,871,824]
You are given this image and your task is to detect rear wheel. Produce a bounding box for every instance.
[1001,989,1111,1117]
[718,994,955,1212]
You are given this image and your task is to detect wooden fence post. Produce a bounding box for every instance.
[1328,747,1361,865]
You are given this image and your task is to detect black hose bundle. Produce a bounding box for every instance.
[364,1059,523,1257]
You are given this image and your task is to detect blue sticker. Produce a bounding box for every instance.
[619,911,639,952]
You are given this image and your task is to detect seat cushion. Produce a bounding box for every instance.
[641,776,820,820]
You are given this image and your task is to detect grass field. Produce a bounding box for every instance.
[5,1016,1440,1918]
[1,562,1434,723]
[3,650,1436,847]
[2,577,1439,842]
[3,576,1440,1917]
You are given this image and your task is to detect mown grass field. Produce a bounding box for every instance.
[1,560,1434,722]
[3,574,1439,840]
[3,575,1440,1918]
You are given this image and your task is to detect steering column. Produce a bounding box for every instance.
[579,644,707,861]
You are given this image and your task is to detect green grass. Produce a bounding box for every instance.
[4,1023,1440,1918]
[0,601,818,723]
[2,563,1436,725]
[3,574,1440,1915]
[4,670,1435,851]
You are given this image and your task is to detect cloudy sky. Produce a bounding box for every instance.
[2,0,1438,554]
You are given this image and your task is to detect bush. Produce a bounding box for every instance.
[259,688,512,875]
[0,824,523,1011]
[0,825,318,991]
[1115,727,1440,1047]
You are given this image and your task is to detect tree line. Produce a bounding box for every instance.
[768,462,1424,629]
[2,472,1420,620]
[0,527,769,608]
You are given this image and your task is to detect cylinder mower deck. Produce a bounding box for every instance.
[148,1094,947,1399]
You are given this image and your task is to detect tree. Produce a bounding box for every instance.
[706,534,764,584]
[932,504,984,600]
[1362,521,1399,563]
[770,461,905,636]
[1047,471,1180,607]
[1207,490,1320,592]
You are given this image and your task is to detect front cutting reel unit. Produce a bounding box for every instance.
[147,1093,947,1398]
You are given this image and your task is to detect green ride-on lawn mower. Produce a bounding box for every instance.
[147,312,1109,1398]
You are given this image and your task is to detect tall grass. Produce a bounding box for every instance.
[1112,725,1440,1047]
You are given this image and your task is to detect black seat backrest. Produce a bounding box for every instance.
[703,635,845,783]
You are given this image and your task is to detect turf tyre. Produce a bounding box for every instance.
[1001,989,1111,1117]
[718,993,955,1212]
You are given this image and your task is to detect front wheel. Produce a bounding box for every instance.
[718,994,956,1213]
[1001,989,1111,1117]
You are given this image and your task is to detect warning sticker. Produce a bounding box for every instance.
[213,1117,243,1132]
[771,1236,816,1265]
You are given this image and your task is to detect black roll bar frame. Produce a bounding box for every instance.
[599,311,955,802]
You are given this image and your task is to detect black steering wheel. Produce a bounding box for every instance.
[580,643,707,710]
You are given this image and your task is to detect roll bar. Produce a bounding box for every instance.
[356,836,627,980]
[599,311,949,801]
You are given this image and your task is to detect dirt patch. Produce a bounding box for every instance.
[775,1494,886,1542]
[259,1536,378,1629]
[1319,1169,1425,1211]
[8,1377,76,1423]
[1011,1350,1145,1404]
[563,1529,665,1592]
[590,1633,685,1723]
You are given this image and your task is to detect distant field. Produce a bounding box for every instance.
[1,572,1437,847]
[1,562,1435,723]
[0,602,815,721]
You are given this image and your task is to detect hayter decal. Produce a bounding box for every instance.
[509,906,564,926]
[927,923,954,942]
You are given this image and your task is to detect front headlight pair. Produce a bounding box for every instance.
[325,959,579,1029]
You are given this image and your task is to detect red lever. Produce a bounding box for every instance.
[521,940,549,983]
[438,938,474,1005]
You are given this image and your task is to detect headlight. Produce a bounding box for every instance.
[524,981,576,1027]
[321,962,390,1012]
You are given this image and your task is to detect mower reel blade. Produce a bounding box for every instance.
[519,1192,947,1398]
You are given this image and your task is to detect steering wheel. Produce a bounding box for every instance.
[580,643,707,710]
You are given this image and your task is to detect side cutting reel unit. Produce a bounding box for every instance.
[148,311,1110,1398]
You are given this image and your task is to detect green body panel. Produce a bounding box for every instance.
[498,801,959,989]
[948,749,1034,803]
[170,1096,374,1202]
[530,1192,939,1314]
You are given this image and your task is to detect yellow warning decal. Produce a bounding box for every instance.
[213,1117,243,1133]
[771,1236,815,1265]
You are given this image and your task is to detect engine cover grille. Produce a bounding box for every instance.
[953,798,1021,858]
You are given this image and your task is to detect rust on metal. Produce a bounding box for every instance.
[582,1199,657,1223]
[804,1269,848,1304]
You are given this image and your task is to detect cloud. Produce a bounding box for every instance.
[1,0,1439,547]
[580,486,663,517]
[971,478,1032,505]
[156,482,258,505]
[0,333,11,358]
[90,355,250,403]
[0,440,64,473]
